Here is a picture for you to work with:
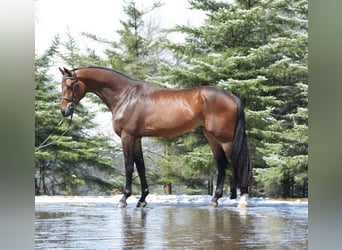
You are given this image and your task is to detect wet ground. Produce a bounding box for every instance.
[35,195,308,249]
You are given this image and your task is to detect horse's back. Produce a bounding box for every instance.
[142,85,238,140]
[118,83,238,140]
[148,85,238,142]
[136,87,205,136]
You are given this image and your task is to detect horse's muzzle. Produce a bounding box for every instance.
[60,103,75,117]
[61,108,69,117]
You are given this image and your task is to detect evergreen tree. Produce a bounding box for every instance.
[35,0,308,198]
[109,0,163,79]
[154,135,215,195]
[60,29,109,69]
[35,37,117,195]
[158,0,308,197]
[82,0,164,80]
[82,0,172,194]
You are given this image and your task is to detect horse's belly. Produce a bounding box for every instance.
[141,115,201,137]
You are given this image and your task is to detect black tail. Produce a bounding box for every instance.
[232,96,252,191]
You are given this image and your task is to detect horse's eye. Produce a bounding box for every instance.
[66,85,73,90]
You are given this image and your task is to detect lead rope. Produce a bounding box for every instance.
[35,115,73,151]
[36,70,78,151]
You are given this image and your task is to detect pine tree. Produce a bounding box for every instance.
[81,0,173,194]
[158,0,308,197]
[35,35,62,194]
[82,0,164,80]
[35,37,117,195]
[109,0,163,79]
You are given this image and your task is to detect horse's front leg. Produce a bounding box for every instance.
[118,134,135,208]
[134,138,149,208]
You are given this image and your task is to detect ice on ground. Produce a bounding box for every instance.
[35,195,307,206]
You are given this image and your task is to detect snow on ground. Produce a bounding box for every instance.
[35,195,308,206]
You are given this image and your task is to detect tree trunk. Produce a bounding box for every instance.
[164,183,172,195]
[282,175,291,198]
[35,178,40,195]
[40,165,48,195]
[246,0,251,10]
[207,177,214,195]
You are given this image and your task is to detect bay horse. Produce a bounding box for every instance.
[59,66,252,208]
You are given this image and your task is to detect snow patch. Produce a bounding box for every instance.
[35,195,307,206]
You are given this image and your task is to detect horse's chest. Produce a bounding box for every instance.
[112,105,141,136]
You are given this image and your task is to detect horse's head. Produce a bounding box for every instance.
[59,67,85,117]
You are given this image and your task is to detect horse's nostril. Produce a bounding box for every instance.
[61,109,66,116]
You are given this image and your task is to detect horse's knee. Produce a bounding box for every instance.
[125,165,134,176]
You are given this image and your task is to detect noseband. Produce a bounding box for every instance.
[60,71,79,107]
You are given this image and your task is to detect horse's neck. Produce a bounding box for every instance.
[80,69,133,110]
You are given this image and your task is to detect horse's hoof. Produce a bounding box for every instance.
[137,201,147,208]
[237,193,249,208]
[209,201,218,208]
[117,201,127,208]
[237,201,248,208]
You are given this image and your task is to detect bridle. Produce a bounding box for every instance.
[60,70,79,107]
[60,70,79,125]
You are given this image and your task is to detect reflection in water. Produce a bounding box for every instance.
[35,202,308,249]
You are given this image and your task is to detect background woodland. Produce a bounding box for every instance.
[35,0,308,198]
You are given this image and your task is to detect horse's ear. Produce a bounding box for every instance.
[63,67,73,77]
[59,67,65,75]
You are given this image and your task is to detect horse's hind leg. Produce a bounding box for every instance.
[134,138,149,208]
[228,174,237,199]
[202,129,228,207]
